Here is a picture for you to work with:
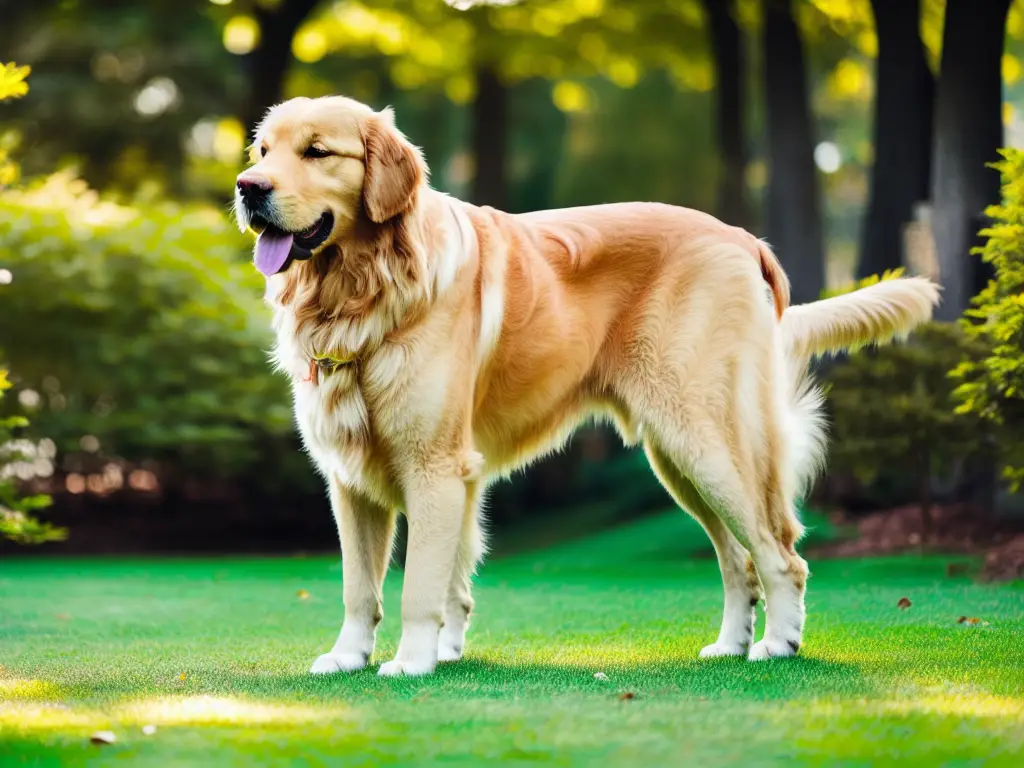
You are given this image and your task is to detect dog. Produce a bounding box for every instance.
[234,96,940,676]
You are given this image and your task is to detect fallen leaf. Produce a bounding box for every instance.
[178,672,186,681]
[618,692,636,701]
[958,616,986,626]
[90,731,116,745]
[897,597,911,609]
[296,589,310,600]
[946,562,970,577]
[593,672,609,681]
[142,724,157,736]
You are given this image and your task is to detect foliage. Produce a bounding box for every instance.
[0,62,30,101]
[0,370,64,545]
[818,266,907,299]
[0,62,30,186]
[0,173,313,492]
[824,322,991,517]
[290,0,711,104]
[952,148,1024,490]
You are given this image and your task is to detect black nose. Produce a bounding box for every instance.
[236,176,272,205]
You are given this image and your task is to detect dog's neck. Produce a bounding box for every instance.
[266,188,471,375]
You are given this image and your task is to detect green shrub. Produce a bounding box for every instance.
[952,148,1024,490]
[0,174,312,492]
[824,322,992,524]
[0,369,64,544]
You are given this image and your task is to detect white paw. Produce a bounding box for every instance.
[699,641,749,658]
[747,637,800,661]
[378,658,436,677]
[309,651,369,674]
[437,641,463,663]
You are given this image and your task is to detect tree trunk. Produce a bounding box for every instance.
[857,0,934,279]
[703,0,752,230]
[763,0,825,305]
[471,66,509,209]
[931,0,1011,320]
[238,0,321,136]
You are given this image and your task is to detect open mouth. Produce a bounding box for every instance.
[252,211,334,277]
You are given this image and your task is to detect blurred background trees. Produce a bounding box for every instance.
[2,0,1024,553]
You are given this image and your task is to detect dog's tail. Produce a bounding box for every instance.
[777,276,941,500]
[780,276,941,368]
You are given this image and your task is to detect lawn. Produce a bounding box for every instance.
[1,510,1022,766]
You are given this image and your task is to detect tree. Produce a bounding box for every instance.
[235,0,323,134]
[301,1,710,207]
[930,0,1012,320]
[856,0,933,279]
[763,0,825,304]
[701,0,752,229]
[2,0,239,195]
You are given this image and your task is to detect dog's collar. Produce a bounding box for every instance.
[304,350,357,385]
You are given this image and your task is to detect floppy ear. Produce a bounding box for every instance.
[362,109,425,224]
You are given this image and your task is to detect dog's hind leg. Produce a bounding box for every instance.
[438,483,485,663]
[665,431,807,662]
[645,440,761,657]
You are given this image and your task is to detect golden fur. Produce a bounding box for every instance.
[236,96,940,676]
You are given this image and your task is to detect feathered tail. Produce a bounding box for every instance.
[778,275,942,501]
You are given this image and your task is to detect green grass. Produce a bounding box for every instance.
[1,510,1022,766]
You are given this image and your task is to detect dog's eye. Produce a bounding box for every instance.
[260,145,268,158]
[304,145,332,159]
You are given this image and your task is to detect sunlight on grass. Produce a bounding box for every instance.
[1,695,350,735]
[794,692,1024,721]
[0,678,63,700]
[119,695,348,727]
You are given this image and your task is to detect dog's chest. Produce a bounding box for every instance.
[270,298,453,507]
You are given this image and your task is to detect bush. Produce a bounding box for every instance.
[0,174,313,493]
[0,369,64,543]
[824,319,992,525]
[952,149,1024,490]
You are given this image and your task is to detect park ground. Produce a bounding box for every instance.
[1,511,1022,766]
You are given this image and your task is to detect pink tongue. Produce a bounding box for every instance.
[254,229,294,276]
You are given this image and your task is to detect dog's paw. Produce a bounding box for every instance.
[747,637,800,661]
[437,641,463,663]
[378,658,436,677]
[309,651,368,675]
[699,641,748,659]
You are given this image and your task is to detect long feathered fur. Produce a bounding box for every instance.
[779,276,942,500]
[781,276,941,367]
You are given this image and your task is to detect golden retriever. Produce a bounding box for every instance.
[234,96,940,676]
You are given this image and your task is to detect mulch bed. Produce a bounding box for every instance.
[812,502,1024,581]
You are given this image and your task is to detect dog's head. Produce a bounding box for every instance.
[235,96,426,277]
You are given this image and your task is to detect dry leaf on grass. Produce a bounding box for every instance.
[618,692,636,701]
[946,562,970,577]
[178,672,186,681]
[90,731,116,745]
[297,589,310,600]
[897,597,912,609]
[957,616,988,626]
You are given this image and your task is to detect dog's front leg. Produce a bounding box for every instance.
[378,470,466,677]
[311,478,396,674]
